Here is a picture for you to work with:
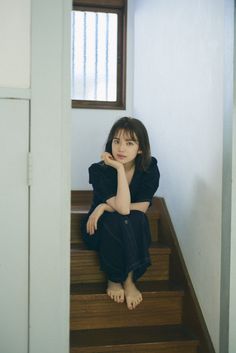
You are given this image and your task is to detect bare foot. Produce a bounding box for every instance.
[123,273,143,310]
[106,280,125,303]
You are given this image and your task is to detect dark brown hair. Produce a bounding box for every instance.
[105,117,151,171]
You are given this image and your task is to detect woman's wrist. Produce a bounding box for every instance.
[103,203,115,212]
[116,164,125,172]
[98,203,106,211]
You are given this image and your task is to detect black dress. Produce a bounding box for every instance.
[80,156,160,283]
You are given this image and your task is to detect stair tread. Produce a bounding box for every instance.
[70,324,198,348]
[71,280,184,296]
[71,241,171,254]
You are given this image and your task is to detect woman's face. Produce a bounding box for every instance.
[111,129,142,166]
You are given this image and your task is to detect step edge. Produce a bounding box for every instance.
[71,243,171,254]
[70,290,185,299]
[71,340,199,348]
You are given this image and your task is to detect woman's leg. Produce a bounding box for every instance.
[98,212,128,304]
[123,271,142,310]
[98,210,151,307]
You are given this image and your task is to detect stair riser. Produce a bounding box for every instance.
[71,213,159,244]
[70,295,183,330]
[71,251,170,284]
[70,341,198,353]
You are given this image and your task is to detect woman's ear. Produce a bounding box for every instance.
[137,150,142,154]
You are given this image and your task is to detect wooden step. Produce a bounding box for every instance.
[70,281,184,330]
[71,242,171,284]
[70,325,199,353]
[71,205,160,244]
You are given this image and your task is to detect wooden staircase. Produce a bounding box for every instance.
[70,191,215,353]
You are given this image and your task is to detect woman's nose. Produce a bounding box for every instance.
[118,142,126,151]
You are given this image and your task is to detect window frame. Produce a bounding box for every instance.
[72,0,127,110]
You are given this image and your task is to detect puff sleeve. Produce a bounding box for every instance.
[89,163,117,203]
[135,157,160,203]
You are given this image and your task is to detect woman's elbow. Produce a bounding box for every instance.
[116,205,130,215]
[111,201,129,215]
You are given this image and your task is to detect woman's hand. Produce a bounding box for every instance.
[86,204,106,235]
[101,152,123,170]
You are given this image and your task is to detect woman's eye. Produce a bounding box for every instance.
[127,142,134,146]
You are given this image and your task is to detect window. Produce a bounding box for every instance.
[72,0,127,109]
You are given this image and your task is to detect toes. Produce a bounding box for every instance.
[114,294,119,302]
[127,295,142,310]
[117,292,125,303]
[107,289,124,304]
[116,295,121,303]
[127,299,133,310]
[120,296,124,303]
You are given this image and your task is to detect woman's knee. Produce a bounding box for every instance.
[103,210,127,222]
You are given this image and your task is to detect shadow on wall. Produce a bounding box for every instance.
[167,174,221,350]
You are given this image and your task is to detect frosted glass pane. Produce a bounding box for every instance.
[71,11,117,101]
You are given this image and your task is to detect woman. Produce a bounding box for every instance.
[80,117,160,310]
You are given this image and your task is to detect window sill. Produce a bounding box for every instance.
[72,99,126,110]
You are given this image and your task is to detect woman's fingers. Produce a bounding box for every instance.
[86,218,92,235]
[90,220,94,235]
[86,216,97,235]
[101,152,114,166]
[86,205,103,235]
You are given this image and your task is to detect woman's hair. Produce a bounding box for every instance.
[105,117,151,171]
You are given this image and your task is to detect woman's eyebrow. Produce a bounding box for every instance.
[113,136,138,142]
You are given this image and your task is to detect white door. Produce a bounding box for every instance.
[0,99,29,353]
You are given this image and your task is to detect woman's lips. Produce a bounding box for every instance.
[117,154,126,159]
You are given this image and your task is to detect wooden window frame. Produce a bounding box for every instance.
[72,0,127,110]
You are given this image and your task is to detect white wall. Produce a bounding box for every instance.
[71,0,134,189]
[220,1,234,352]
[229,95,236,352]
[133,0,224,351]
[0,100,29,353]
[229,5,236,350]
[0,0,30,88]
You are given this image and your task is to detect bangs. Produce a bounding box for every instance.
[114,128,139,143]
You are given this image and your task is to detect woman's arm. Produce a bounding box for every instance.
[130,202,150,213]
[106,165,130,215]
[101,152,131,215]
[103,203,115,212]
[86,203,115,235]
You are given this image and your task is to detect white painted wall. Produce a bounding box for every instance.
[71,0,134,189]
[220,1,234,352]
[0,0,30,88]
[133,0,224,351]
[229,5,236,350]
[0,100,29,353]
[229,97,236,352]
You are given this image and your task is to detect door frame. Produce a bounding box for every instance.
[30,0,71,352]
